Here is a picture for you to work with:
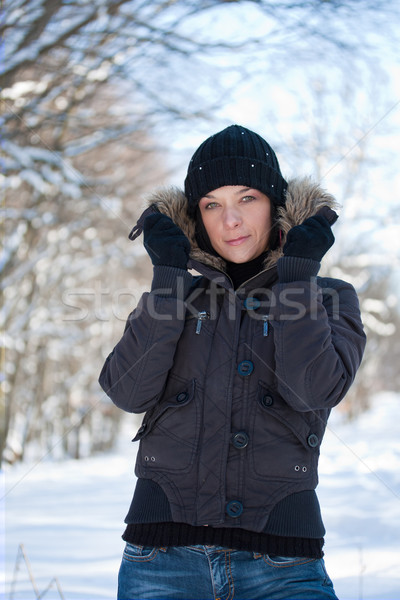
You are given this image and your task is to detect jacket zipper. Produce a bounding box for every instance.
[196,311,210,334]
[262,315,269,337]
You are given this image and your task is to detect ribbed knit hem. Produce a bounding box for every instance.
[125,480,325,539]
[122,522,324,559]
[151,266,193,298]
[277,256,320,283]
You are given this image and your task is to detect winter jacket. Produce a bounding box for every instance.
[99,178,366,536]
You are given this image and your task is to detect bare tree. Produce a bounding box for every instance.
[1,85,165,463]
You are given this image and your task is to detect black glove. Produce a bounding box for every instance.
[283,207,338,262]
[143,213,190,270]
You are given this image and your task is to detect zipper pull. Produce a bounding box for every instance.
[262,316,269,337]
[196,311,210,334]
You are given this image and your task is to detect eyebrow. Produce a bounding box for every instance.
[203,187,252,199]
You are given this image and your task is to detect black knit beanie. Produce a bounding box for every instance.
[184,124,287,217]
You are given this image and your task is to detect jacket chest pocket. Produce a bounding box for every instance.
[134,378,199,474]
[250,382,318,480]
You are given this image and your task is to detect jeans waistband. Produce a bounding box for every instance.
[185,544,259,558]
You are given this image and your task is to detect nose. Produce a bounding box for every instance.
[223,206,242,229]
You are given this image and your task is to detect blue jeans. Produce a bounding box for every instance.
[118,543,338,600]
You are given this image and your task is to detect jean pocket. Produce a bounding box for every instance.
[264,554,316,567]
[122,543,160,563]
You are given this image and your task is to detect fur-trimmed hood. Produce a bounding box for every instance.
[133,177,339,273]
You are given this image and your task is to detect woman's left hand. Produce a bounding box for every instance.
[283,207,338,262]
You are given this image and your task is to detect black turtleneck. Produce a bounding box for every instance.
[226,252,267,289]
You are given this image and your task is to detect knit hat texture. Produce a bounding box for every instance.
[184,124,287,216]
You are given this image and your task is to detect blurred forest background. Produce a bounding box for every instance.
[1,0,400,467]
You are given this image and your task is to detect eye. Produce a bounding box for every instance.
[204,201,219,209]
[241,195,256,203]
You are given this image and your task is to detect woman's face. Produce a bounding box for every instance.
[198,186,272,263]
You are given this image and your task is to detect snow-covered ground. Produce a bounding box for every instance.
[2,392,400,600]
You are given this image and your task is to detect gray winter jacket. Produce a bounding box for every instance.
[99,178,366,534]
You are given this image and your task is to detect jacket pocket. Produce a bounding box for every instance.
[135,377,199,474]
[250,381,317,480]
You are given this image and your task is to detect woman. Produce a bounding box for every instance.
[99,125,366,599]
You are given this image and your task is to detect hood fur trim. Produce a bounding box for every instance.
[140,177,340,272]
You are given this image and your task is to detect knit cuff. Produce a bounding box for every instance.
[151,266,193,298]
[277,256,320,283]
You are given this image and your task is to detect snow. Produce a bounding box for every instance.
[2,393,400,600]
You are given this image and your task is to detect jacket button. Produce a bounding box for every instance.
[226,500,243,518]
[307,434,319,448]
[176,392,188,403]
[244,297,261,310]
[237,360,254,376]
[231,431,249,449]
[260,394,273,408]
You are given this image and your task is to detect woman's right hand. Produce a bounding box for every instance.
[143,213,190,270]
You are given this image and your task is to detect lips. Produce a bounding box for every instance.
[226,236,249,246]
